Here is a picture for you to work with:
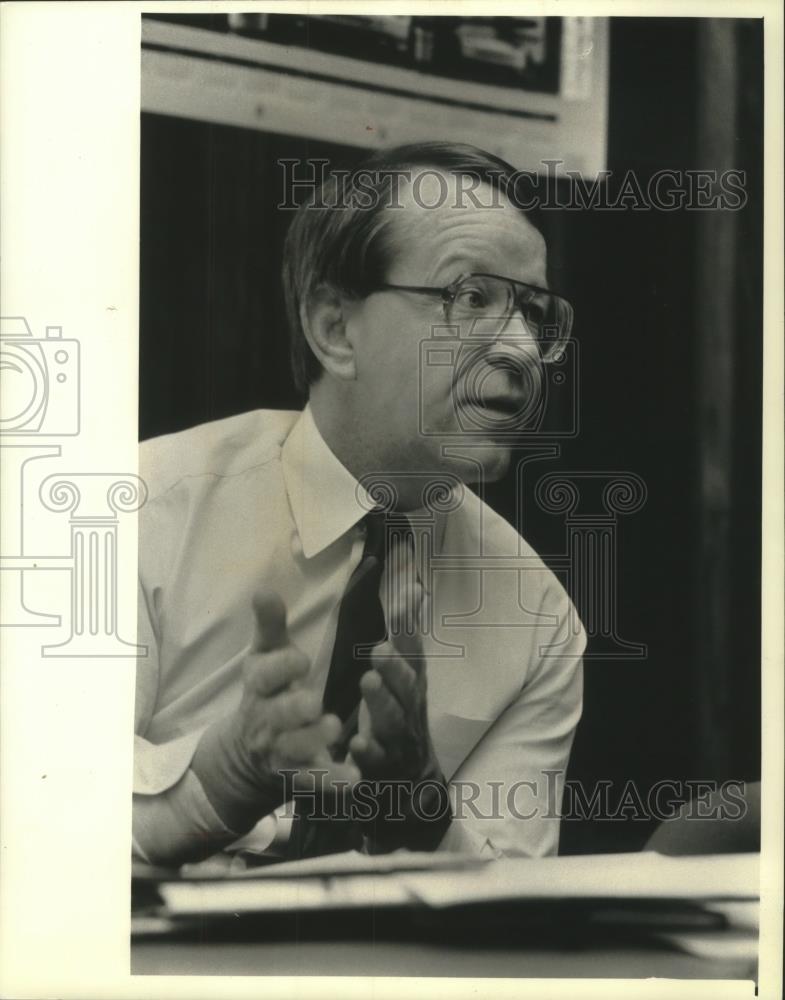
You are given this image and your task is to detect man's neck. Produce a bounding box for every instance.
[307,389,365,478]
[307,390,434,513]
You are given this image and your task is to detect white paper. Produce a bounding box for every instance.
[159,851,760,917]
[233,849,485,880]
[160,874,413,915]
[397,852,760,908]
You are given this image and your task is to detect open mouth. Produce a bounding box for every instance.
[476,396,524,415]
[459,394,537,432]
[455,349,544,426]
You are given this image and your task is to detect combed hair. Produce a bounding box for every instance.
[281,141,521,394]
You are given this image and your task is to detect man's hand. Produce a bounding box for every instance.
[192,589,359,835]
[348,547,437,783]
[348,630,439,783]
[235,591,357,789]
[346,551,451,851]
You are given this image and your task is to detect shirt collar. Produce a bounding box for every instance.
[282,405,375,559]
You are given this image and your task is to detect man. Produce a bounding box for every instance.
[133,141,585,868]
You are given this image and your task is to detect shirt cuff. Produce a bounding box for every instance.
[190,711,282,835]
[134,731,203,795]
[132,767,242,867]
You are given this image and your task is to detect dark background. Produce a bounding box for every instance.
[140,17,762,853]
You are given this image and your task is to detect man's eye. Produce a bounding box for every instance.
[525,302,545,325]
[455,287,488,310]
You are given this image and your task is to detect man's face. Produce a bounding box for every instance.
[342,172,548,487]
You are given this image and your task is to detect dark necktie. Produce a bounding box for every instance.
[322,509,388,740]
[286,509,393,859]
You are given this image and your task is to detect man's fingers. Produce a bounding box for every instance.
[349,733,387,775]
[371,653,418,709]
[357,699,372,739]
[272,716,342,763]
[376,590,426,675]
[244,645,310,697]
[360,669,405,746]
[251,589,289,652]
[390,623,425,673]
[291,761,360,793]
[387,537,424,639]
[267,687,322,732]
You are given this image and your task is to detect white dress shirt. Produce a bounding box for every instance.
[134,406,585,864]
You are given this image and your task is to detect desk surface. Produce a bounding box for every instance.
[132,938,757,980]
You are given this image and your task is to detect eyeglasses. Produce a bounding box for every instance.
[370,272,573,362]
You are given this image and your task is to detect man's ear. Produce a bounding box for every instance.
[300,285,357,381]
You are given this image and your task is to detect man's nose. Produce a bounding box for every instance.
[484,311,540,369]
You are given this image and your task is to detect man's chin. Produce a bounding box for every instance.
[442,442,512,486]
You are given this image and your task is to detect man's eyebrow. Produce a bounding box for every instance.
[428,252,487,283]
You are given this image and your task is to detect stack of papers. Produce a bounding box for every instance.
[153,850,759,921]
[132,851,759,967]
[156,850,483,915]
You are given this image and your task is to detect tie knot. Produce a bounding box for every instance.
[361,509,413,566]
[361,509,388,563]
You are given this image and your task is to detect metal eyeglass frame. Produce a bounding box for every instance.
[368,272,573,360]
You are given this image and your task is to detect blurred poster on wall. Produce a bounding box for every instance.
[142,13,609,177]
